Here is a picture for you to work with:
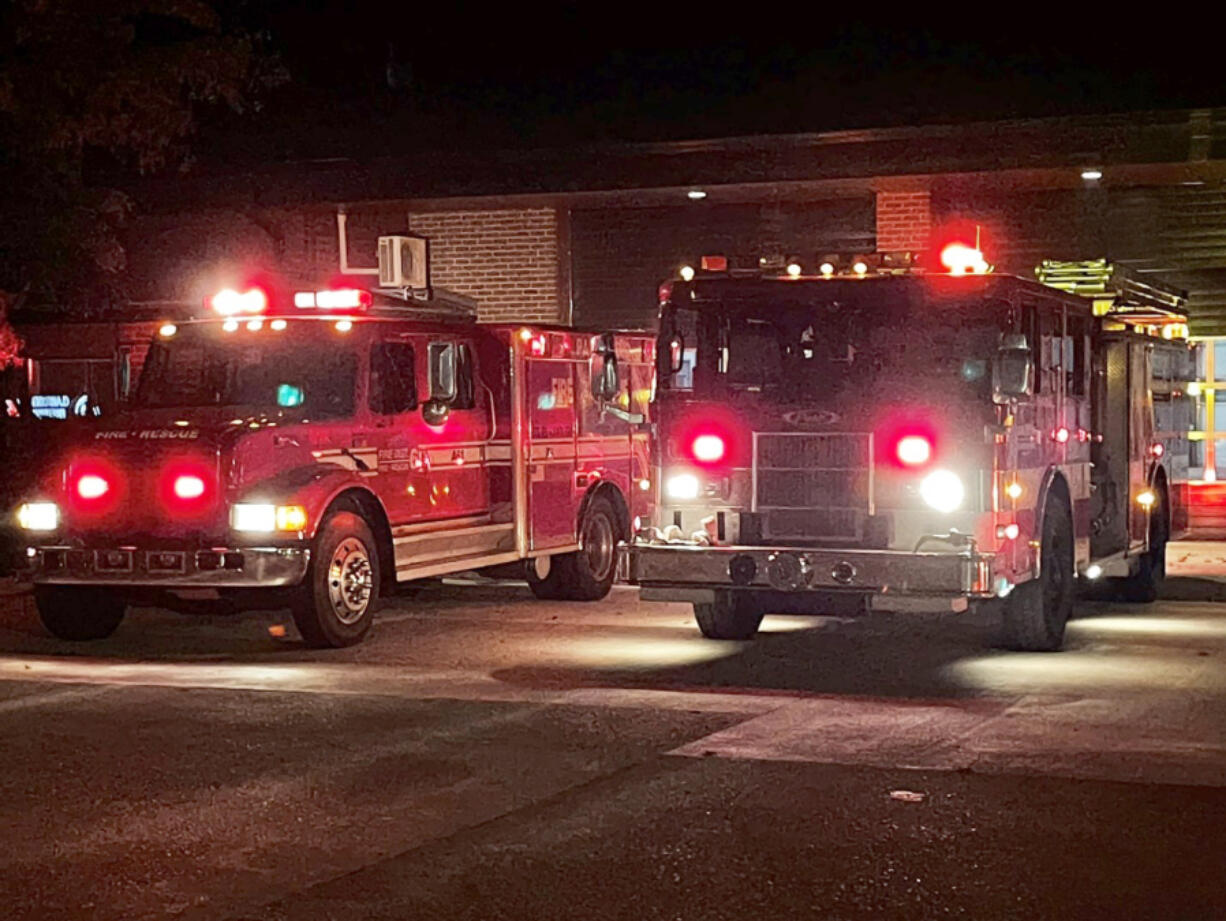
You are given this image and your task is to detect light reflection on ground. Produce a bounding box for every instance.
[943,650,1225,694]
[1069,614,1226,640]
[0,656,321,688]
[757,616,833,633]
[548,635,739,669]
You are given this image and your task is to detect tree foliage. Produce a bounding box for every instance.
[0,292,20,368]
[0,0,283,315]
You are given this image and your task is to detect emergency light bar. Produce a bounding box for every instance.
[293,288,373,311]
[676,251,921,281]
[207,288,268,316]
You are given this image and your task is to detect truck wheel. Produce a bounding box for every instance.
[694,591,764,640]
[1000,498,1074,652]
[1119,489,1168,603]
[291,512,379,648]
[35,587,126,640]
[528,495,619,601]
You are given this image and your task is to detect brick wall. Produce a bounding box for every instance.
[124,204,566,324]
[876,191,932,254]
[118,320,161,388]
[408,207,564,323]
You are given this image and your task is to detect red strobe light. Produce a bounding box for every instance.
[691,434,727,464]
[68,460,123,515]
[896,434,933,466]
[76,474,110,500]
[173,474,206,500]
[159,461,214,515]
[878,418,939,470]
[939,242,990,276]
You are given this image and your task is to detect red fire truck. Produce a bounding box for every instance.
[628,251,1190,651]
[14,284,653,646]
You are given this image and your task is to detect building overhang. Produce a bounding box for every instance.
[135,108,1226,214]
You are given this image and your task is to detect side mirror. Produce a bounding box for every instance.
[422,399,450,426]
[590,353,619,401]
[428,342,457,403]
[993,333,1034,404]
[667,334,684,374]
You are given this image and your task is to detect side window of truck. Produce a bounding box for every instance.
[455,344,475,409]
[1022,303,1041,394]
[370,342,417,415]
[1040,306,1060,394]
[1067,315,1088,396]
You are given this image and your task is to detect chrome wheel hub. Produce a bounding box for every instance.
[327,537,373,625]
[582,514,615,582]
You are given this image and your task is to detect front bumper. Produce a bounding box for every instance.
[26,545,310,588]
[626,542,997,609]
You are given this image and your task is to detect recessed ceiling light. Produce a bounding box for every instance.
[1081,168,1103,181]
[687,189,707,200]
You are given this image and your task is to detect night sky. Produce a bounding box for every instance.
[206,6,1225,161]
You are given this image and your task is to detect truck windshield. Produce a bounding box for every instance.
[661,288,1005,403]
[136,327,357,417]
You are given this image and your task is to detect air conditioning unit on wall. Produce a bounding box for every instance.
[378,235,429,289]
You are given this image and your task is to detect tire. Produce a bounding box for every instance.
[528,495,619,602]
[526,566,567,600]
[1000,497,1074,652]
[35,586,126,640]
[694,591,764,640]
[291,512,379,648]
[1119,488,1168,603]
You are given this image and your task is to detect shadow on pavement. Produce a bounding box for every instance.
[489,604,1010,700]
[5,577,1219,703]
[0,581,544,660]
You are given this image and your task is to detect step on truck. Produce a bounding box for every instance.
[627,251,1192,650]
[14,243,653,645]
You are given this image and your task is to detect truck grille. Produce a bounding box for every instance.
[753,433,873,541]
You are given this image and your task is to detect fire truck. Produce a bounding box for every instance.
[628,250,1191,651]
[14,264,653,646]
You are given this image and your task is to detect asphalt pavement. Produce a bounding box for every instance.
[0,574,1223,920]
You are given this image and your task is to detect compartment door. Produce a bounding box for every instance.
[527,360,577,550]
[1128,340,1154,544]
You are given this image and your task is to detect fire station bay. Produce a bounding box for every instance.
[6,108,1226,649]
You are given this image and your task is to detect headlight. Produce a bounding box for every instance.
[919,469,964,513]
[665,473,700,500]
[231,504,308,532]
[16,502,59,531]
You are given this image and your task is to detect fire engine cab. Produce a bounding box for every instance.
[628,249,1191,651]
[15,273,653,646]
